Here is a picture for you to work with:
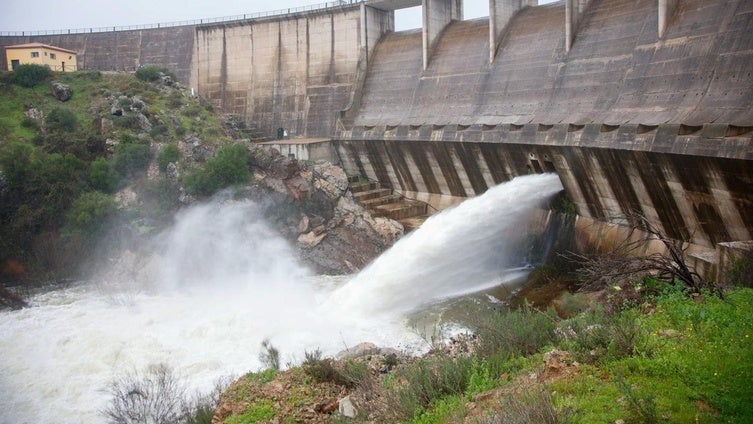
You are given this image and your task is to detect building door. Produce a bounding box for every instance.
[62,62,65,72]
[11,59,19,70]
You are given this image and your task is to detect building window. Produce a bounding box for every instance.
[31,52,39,58]
[50,53,56,59]
[44,52,47,56]
[68,55,72,59]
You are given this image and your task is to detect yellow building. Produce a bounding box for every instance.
[5,42,78,72]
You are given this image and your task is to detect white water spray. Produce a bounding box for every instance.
[0,174,562,423]
[327,173,563,316]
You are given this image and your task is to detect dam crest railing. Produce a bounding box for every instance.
[0,1,362,36]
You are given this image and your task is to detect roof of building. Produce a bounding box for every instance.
[5,42,77,55]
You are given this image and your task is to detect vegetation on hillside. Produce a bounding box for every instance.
[0,67,243,282]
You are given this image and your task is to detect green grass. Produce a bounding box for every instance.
[225,400,275,424]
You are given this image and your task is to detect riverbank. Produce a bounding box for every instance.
[212,283,753,423]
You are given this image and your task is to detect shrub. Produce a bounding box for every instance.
[87,69,102,80]
[21,116,40,131]
[102,364,188,424]
[63,191,117,242]
[149,124,169,139]
[474,304,558,358]
[482,385,575,424]
[383,355,476,421]
[182,143,251,196]
[157,143,180,172]
[112,141,151,178]
[259,339,280,371]
[89,157,120,193]
[11,64,52,87]
[302,349,369,389]
[45,107,78,133]
[135,65,172,82]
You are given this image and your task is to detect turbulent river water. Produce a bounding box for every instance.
[0,174,562,423]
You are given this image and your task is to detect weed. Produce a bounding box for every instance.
[474,303,558,358]
[259,339,280,371]
[482,384,575,424]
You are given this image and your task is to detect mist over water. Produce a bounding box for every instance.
[0,174,562,423]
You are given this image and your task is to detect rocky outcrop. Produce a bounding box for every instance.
[246,149,403,274]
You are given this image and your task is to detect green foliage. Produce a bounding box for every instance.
[474,303,558,357]
[183,143,251,196]
[63,191,117,241]
[135,65,173,82]
[21,116,40,131]
[383,355,476,421]
[88,157,120,193]
[410,395,466,424]
[112,140,151,178]
[302,349,368,389]
[225,400,275,424]
[614,375,659,424]
[11,64,52,87]
[45,107,78,133]
[182,104,203,117]
[157,143,181,172]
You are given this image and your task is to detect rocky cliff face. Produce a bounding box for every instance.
[243,150,404,274]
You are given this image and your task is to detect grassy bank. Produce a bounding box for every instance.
[214,283,752,423]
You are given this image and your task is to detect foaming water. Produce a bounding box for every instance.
[0,175,562,423]
[327,174,563,316]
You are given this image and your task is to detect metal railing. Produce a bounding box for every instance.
[0,1,362,36]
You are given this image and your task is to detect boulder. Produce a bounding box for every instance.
[338,396,357,419]
[50,82,72,102]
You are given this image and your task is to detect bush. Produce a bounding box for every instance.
[11,64,52,87]
[21,116,40,131]
[112,141,151,178]
[135,65,173,82]
[474,304,558,358]
[45,107,78,133]
[302,349,369,389]
[383,355,475,421]
[89,157,120,193]
[63,191,117,242]
[157,143,180,172]
[183,143,251,196]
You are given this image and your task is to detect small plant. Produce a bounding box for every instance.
[11,64,52,87]
[614,375,659,424]
[259,339,280,371]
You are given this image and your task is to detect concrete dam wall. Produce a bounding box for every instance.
[335,0,753,251]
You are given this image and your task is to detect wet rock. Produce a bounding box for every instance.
[336,342,379,360]
[298,215,310,233]
[50,81,72,101]
[298,231,327,248]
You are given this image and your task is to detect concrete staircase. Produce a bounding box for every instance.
[348,176,430,231]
